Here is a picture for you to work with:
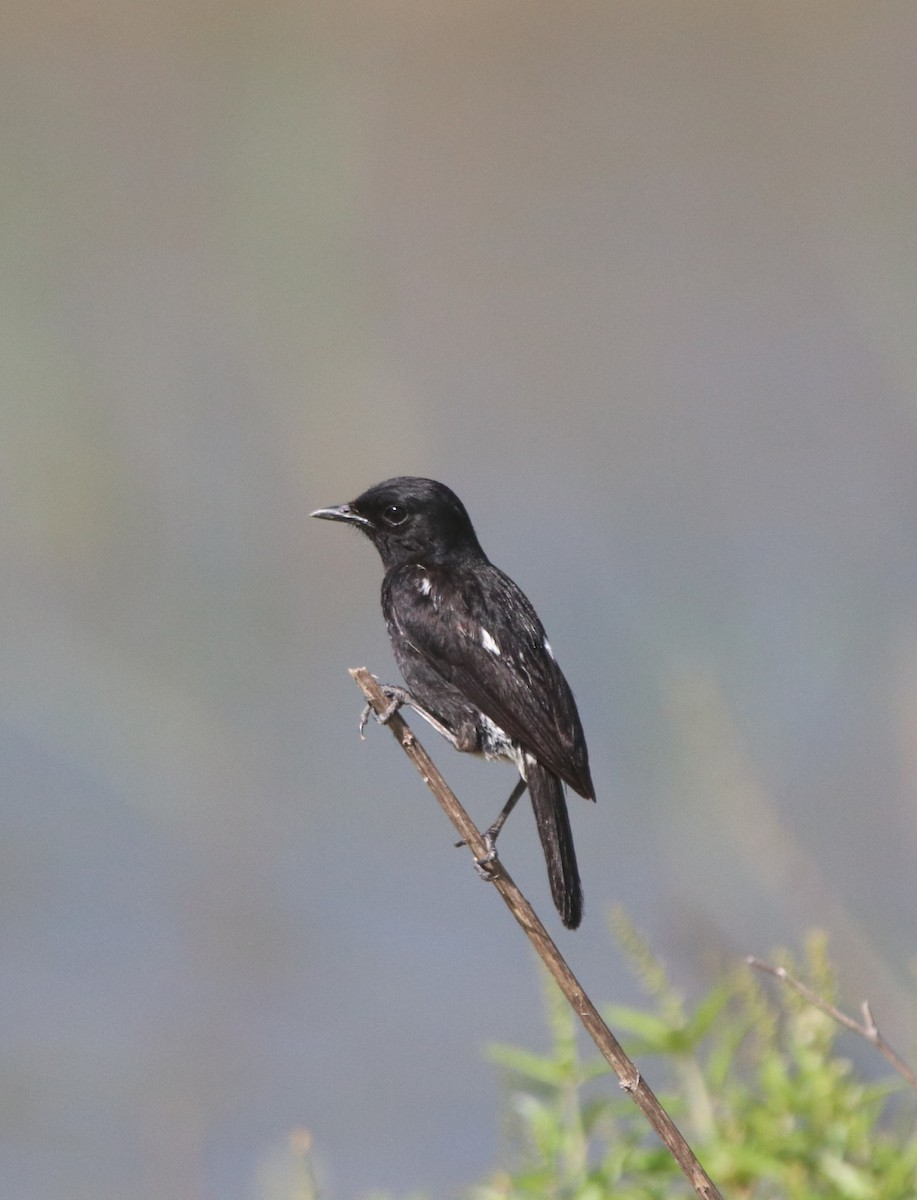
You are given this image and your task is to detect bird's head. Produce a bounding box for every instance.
[311,476,484,568]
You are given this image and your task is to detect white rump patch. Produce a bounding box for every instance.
[480,627,501,656]
[544,638,555,660]
[481,714,525,771]
[418,575,433,596]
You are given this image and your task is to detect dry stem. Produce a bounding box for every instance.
[351,667,723,1200]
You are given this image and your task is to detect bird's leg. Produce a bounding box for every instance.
[455,775,529,872]
[359,683,460,748]
[484,775,529,844]
[469,777,528,878]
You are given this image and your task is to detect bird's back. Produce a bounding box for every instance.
[383,557,594,799]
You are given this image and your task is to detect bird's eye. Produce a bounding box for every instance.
[382,504,408,527]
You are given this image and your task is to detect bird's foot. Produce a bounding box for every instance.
[359,684,414,739]
[472,833,499,880]
[454,819,503,851]
[360,684,462,751]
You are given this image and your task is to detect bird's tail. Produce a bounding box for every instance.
[526,759,583,930]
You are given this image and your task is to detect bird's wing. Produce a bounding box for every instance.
[388,562,594,798]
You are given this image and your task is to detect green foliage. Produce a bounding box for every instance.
[475,917,917,1200]
[281,919,916,1200]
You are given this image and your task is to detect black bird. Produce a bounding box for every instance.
[312,477,595,929]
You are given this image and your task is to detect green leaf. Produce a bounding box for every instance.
[602,1005,677,1048]
[487,1043,570,1087]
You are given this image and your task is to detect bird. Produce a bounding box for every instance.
[312,476,595,929]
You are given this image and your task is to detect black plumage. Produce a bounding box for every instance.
[312,476,595,928]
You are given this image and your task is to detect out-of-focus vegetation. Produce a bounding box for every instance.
[297,919,917,1200]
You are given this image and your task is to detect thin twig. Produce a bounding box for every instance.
[350,667,724,1200]
[746,956,917,1089]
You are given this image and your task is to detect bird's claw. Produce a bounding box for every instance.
[359,702,372,740]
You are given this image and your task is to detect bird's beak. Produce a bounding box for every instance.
[310,503,371,528]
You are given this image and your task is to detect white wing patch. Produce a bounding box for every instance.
[480,627,501,656]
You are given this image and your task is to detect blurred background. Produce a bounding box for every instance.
[3,2,917,1197]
